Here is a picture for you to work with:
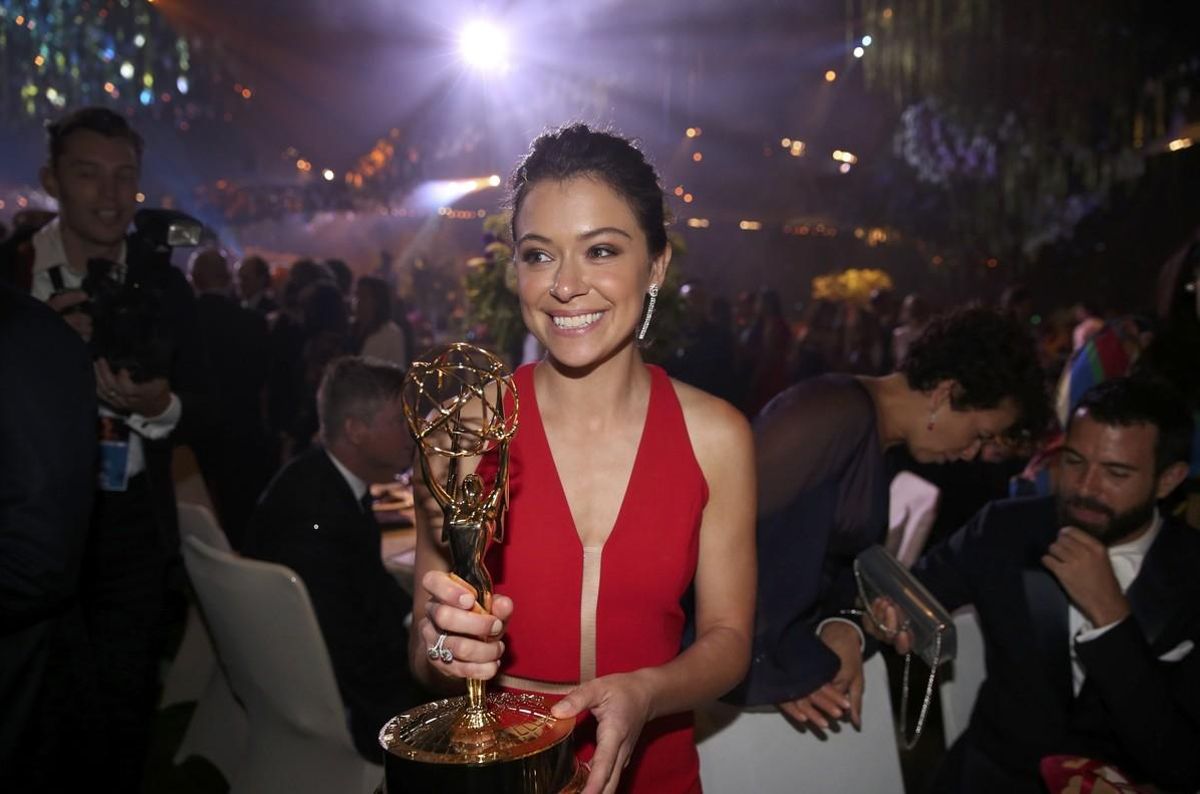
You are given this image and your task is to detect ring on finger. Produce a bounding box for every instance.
[427,632,454,664]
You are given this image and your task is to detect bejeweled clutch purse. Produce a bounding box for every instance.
[853,545,956,749]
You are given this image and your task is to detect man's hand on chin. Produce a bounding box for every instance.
[1042,526,1131,627]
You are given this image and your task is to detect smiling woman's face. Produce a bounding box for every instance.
[513,175,668,371]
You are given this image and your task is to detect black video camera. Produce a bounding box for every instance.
[77,208,204,382]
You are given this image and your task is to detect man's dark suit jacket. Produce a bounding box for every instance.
[195,292,269,438]
[0,285,97,780]
[124,253,212,557]
[243,447,420,760]
[913,495,1200,793]
[193,291,272,548]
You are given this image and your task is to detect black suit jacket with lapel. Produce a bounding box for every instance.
[912,494,1200,792]
[244,446,420,759]
[0,286,97,780]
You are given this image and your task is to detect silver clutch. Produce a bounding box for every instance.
[854,545,956,667]
[853,544,956,749]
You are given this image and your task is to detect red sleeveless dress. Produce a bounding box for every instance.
[476,363,708,794]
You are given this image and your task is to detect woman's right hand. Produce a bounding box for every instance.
[418,570,513,681]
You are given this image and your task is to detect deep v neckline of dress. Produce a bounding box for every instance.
[525,366,654,554]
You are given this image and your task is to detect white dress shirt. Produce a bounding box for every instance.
[30,218,182,480]
[326,449,369,507]
[1069,511,1162,695]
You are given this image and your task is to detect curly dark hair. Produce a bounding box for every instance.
[507,123,669,255]
[901,307,1048,438]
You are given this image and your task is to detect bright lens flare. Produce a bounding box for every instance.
[458,20,510,73]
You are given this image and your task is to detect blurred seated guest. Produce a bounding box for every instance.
[740,287,793,416]
[730,308,1046,732]
[868,288,899,375]
[891,292,930,366]
[788,299,841,383]
[710,296,744,406]
[873,377,1199,793]
[999,283,1035,328]
[352,276,409,369]
[325,258,353,303]
[188,248,273,548]
[244,356,421,760]
[0,285,96,789]
[1072,300,1106,352]
[839,302,883,375]
[291,281,352,454]
[266,259,334,461]
[391,293,417,364]
[236,254,277,316]
[665,278,737,403]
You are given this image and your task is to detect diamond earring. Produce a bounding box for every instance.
[637,283,659,341]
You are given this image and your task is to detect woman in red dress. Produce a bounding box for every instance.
[410,125,756,793]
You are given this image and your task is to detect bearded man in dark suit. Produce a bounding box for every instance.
[874,377,1199,793]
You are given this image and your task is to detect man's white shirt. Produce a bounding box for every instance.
[1070,511,1164,695]
[30,218,181,479]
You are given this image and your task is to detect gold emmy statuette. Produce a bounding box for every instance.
[380,343,586,793]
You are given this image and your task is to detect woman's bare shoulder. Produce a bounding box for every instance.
[669,377,753,464]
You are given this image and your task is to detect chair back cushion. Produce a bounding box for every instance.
[182,534,354,747]
[179,502,233,553]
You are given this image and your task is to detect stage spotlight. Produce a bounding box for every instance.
[459,20,510,73]
[408,175,502,212]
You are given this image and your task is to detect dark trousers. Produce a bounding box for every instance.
[78,474,169,792]
[0,608,98,792]
[928,734,1044,794]
[0,621,50,785]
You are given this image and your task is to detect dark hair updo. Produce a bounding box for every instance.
[508,124,669,256]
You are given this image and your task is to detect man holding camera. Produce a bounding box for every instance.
[10,106,209,788]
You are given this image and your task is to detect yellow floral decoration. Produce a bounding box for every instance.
[811,268,894,305]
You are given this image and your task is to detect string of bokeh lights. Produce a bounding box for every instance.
[0,0,244,129]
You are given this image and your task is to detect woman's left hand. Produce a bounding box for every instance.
[551,672,655,794]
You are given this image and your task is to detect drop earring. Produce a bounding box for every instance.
[637,283,659,341]
[927,411,937,431]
